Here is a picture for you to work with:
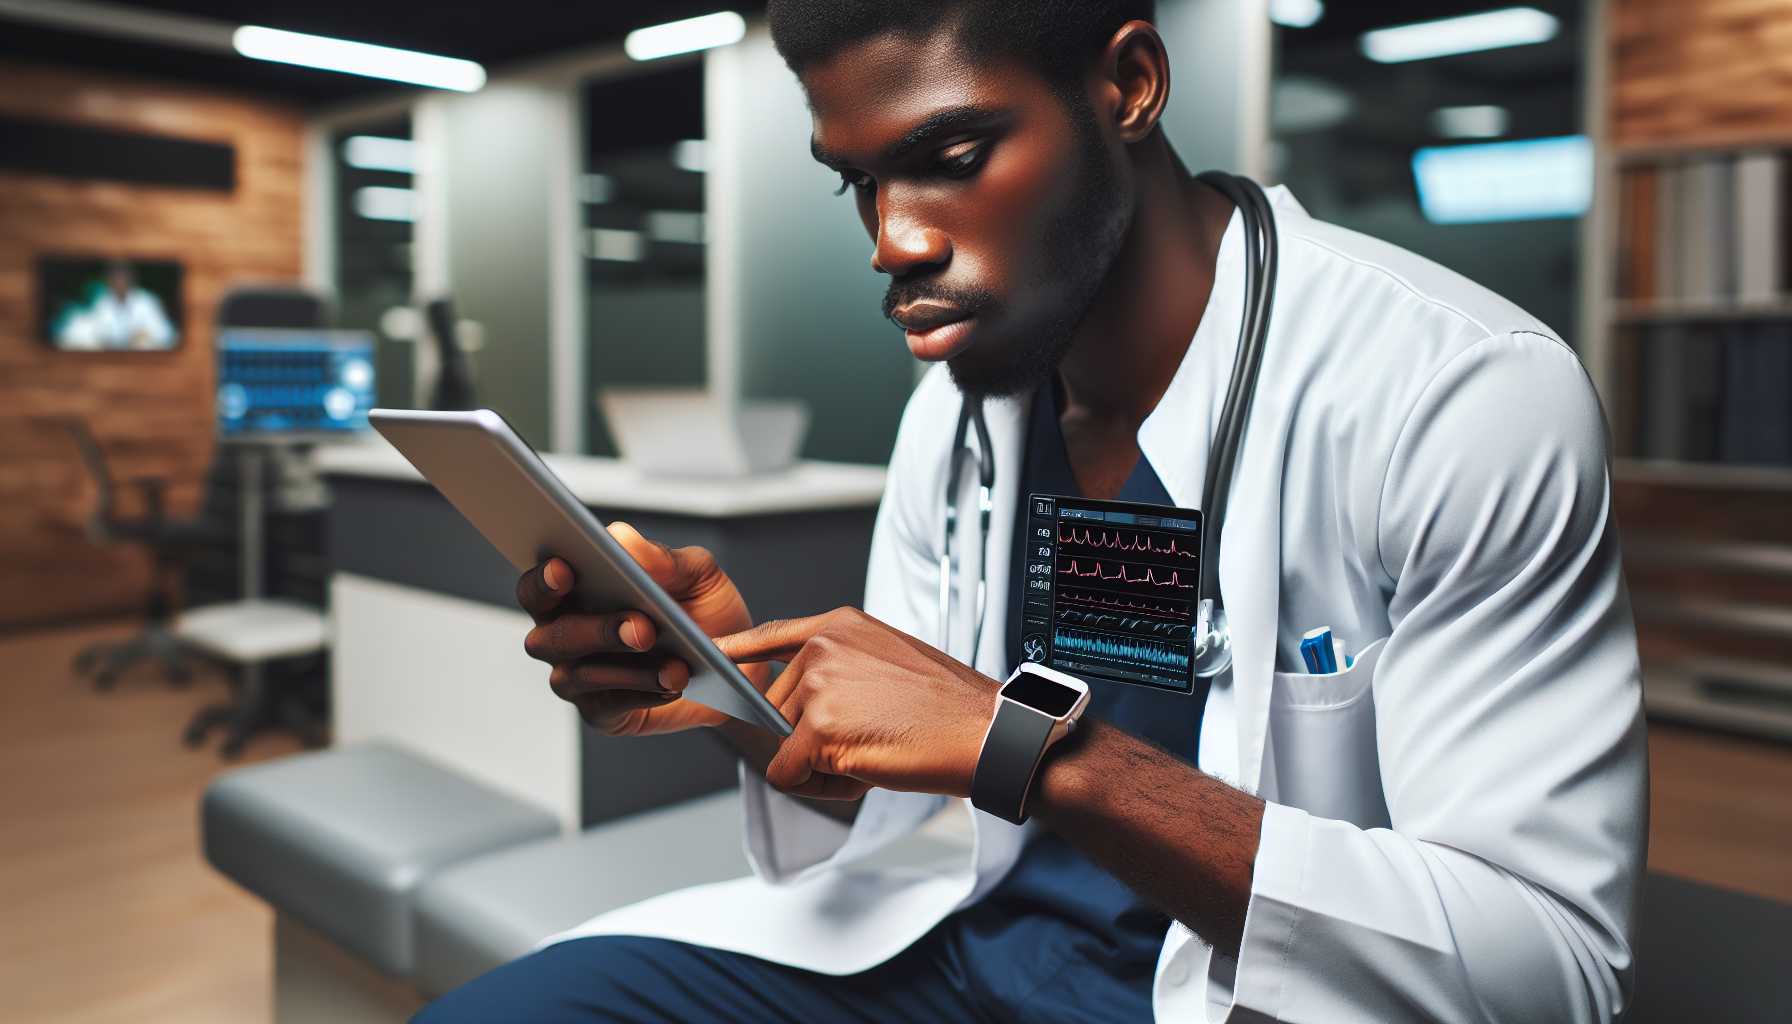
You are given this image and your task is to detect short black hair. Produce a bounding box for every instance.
[767,0,1155,85]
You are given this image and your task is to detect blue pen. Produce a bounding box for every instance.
[1300,627,1335,674]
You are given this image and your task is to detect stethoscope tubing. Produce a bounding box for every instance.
[942,172,1278,679]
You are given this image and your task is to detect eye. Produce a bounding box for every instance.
[833,170,874,197]
[936,140,989,178]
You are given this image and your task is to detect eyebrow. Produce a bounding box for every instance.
[810,105,1011,169]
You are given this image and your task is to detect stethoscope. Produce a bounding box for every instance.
[940,171,1278,680]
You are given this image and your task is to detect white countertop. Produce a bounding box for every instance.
[312,439,888,518]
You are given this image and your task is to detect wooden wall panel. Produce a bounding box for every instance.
[1612,0,1792,151]
[0,61,303,629]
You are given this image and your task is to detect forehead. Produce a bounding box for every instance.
[802,28,1051,161]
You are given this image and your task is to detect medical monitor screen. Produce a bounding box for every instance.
[217,328,377,437]
[39,255,183,351]
[1019,494,1202,694]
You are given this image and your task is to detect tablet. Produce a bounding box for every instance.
[369,408,793,737]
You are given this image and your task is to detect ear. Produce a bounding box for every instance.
[1097,20,1171,144]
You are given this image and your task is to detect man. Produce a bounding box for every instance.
[420,2,1646,1020]
[56,260,176,350]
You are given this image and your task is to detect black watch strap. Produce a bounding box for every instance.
[971,701,1059,825]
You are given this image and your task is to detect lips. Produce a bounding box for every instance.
[890,301,978,360]
[890,301,972,334]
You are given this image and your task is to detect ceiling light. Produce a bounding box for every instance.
[1361,7,1558,64]
[624,11,745,61]
[342,135,414,173]
[1272,76,1354,134]
[1430,104,1509,139]
[670,139,707,173]
[1411,135,1592,224]
[586,228,645,262]
[1270,0,1324,29]
[353,186,416,222]
[233,25,486,91]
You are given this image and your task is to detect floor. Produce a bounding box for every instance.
[1,620,1790,1022]
[0,620,300,1024]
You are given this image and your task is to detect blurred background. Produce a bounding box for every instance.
[0,1,1787,1020]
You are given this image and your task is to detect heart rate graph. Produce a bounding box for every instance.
[1022,493,1203,693]
[1056,523,1200,561]
[1051,629,1190,671]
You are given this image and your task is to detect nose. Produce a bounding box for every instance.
[870,195,949,278]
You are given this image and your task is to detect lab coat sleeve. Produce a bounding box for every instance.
[739,371,950,884]
[1224,332,1646,1022]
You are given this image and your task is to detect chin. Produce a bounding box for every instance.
[945,336,1061,400]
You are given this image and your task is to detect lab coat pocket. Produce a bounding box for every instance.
[1265,637,1390,829]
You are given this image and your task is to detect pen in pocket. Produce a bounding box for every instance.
[1300,626,1350,673]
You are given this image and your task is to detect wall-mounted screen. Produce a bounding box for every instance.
[217,328,377,438]
[39,255,183,351]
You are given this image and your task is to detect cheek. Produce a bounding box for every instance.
[953,134,1084,289]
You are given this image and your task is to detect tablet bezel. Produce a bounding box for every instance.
[370,408,794,737]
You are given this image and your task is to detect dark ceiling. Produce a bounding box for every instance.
[0,1,769,106]
[0,2,1581,109]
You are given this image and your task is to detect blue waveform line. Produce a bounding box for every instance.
[1053,628,1189,669]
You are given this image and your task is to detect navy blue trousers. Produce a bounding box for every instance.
[413,893,1158,1023]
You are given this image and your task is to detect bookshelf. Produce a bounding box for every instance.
[1589,0,1792,741]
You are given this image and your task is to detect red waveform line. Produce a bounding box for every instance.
[1057,524,1198,560]
[1057,559,1196,589]
[1057,590,1189,619]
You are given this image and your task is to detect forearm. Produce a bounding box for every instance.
[1033,719,1264,956]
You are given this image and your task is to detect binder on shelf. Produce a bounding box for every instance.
[1736,152,1783,304]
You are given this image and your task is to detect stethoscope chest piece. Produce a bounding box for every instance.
[1193,597,1233,679]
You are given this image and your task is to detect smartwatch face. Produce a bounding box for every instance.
[1019,494,1202,693]
[1002,671,1081,718]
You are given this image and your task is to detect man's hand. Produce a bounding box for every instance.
[515,521,769,736]
[716,608,999,801]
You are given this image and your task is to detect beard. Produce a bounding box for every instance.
[941,104,1132,400]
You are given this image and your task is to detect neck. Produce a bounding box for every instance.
[1055,137,1232,428]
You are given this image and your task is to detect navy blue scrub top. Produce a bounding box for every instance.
[978,376,1211,988]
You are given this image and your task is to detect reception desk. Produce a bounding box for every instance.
[314,442,887,831]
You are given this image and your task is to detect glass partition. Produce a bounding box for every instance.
[1270,1,1586,348]
[580,63,706,455]
[332,114,415,408]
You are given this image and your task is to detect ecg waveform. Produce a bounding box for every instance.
[1058,559,1197,589]
[1055,587,1190,621]
[1056,524,1199,561]
[1052,628,1190,670]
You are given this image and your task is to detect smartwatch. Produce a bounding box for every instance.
[970,662,1091,825]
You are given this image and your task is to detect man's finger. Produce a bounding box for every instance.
[524,610,656,663]
[764,724,819,793]
[610,521,726,601]
[515,558,573,623]
[715,614,833,665]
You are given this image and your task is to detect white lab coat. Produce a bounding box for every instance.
[545,187,1648,1022]
[55,288,176,349]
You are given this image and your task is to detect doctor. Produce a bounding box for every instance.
[419,1,1647,1021]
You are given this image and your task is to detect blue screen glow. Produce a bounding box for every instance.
[217,328,377,437]
[1411,135,1592,224]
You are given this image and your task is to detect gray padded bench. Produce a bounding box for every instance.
[203,741,561,978]
[411,790,749,995]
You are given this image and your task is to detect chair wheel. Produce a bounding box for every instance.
[220,737,247,760]
[182,722,208,748]
[94,672,118,691]
[73,650,99,675]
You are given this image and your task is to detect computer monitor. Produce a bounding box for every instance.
[216,328,377,438]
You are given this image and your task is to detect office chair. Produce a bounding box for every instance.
[60,418,215,689]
